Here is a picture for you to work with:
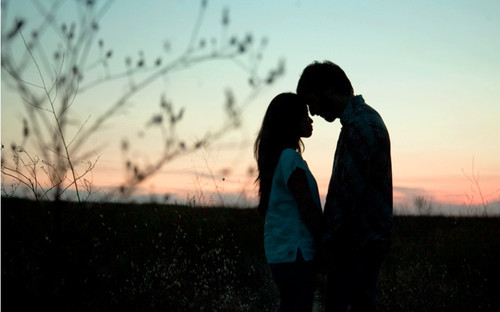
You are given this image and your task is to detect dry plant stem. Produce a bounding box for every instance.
[462,158,488,215]
[1,147,55,200]
[72,45,258,159]
[3,0,283,199]
[1,168,39,199]
[60,155,100,197]
[118,106,248,196]
[72,0,271,158]
[202,151,225,207]
[1,147,99,201]
[20,30,82,202]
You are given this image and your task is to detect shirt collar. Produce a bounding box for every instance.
[340,95,364,127]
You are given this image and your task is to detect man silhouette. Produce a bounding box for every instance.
[297,61,393,312]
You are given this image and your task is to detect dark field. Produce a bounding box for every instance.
[2,197,499,311]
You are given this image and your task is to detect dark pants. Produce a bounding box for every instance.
[325,240,389,312]
[269,249,315,312]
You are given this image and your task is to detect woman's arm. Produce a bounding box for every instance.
[287,167,324,241]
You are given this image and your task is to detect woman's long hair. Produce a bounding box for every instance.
[254,93,307,216]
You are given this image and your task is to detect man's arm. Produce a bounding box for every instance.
[287,167,324,241]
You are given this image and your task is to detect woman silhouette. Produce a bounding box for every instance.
[254,93,323,312]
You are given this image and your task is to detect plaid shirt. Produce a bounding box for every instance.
[324,95,393,248]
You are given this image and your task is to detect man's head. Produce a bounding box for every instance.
[297,61,354,122]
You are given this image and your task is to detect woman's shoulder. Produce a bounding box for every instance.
[278,148,304,167]
[280,148,300,159]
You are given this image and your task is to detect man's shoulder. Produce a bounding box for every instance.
[350,103,386,129]
[344,107,389,146]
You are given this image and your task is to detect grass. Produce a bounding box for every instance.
[2,197,499,311]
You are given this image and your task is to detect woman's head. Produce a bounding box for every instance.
[256,92,312,147]
[254,92,312,215]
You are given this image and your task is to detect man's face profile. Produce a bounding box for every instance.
[305,92,338,123]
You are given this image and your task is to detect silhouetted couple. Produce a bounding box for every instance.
[255,61,393,312]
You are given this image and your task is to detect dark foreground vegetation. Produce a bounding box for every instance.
[2,197,499,311]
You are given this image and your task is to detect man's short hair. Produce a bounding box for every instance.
[297,61,354,96]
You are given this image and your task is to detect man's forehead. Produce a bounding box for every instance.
[304,94,321,105]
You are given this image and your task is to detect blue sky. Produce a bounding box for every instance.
[2,0,500,210]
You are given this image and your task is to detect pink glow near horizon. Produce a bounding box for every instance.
[3,161,498,211]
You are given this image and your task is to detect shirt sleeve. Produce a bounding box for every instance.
[278,149,305,184]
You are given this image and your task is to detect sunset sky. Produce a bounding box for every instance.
[2,0,500,213]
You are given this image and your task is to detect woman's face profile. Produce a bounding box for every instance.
[299,110,313,138]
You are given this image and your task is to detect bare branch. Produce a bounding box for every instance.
[2,0,284,202]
